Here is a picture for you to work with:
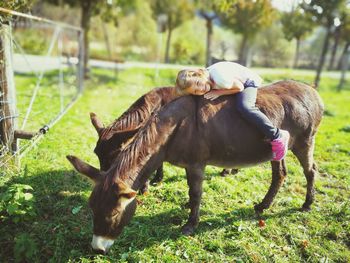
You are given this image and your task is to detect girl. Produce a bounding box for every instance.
[175,61,289,161]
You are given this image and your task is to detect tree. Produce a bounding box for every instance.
[255,22,294,68]
[0,0,34,13]
[281,7,315,68]
[149,0,194,63]
[115,0,158,61]
[327,24,341,70]
[194,0,240,66]
[45,0,134,78]
[198,9,217,67]
[219,0,276,66]
[337,6,350,90]
[195,0,222,66]
[302,0,347,88]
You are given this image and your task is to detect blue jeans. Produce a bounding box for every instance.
[236,84,280,140]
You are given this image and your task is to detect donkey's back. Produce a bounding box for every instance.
[165,80,324,168]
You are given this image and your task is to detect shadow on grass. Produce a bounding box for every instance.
[90,69,120,86]
[107,205,304,260]
[0,167,307,261]
[0,168,92,262]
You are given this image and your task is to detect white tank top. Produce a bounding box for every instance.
[207,62,263,90]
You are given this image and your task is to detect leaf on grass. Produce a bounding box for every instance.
[258,219,266,228]
[301,239,309,248]
[340,125,350,133]
[23,193,33,201]
[71,206,82,215]
[282,246,291,252]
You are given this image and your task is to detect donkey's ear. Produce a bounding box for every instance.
[66,155,101,182]
[116,179,137,199]
[90,112,104,136]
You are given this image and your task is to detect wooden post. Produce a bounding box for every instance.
[77,29,84,93]
[0,22,18,162]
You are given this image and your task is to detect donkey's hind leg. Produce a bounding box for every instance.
[291,136,318,211]
[254,159,287,214]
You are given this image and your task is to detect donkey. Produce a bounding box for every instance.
[67,80,323,253]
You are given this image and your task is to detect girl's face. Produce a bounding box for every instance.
[185,80,210,95]
[176,68,210,96]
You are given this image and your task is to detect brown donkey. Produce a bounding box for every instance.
[67,80,324,253]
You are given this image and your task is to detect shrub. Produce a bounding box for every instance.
[13,233,38,263]
[0,184,36,223]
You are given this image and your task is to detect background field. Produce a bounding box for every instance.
[0,68,349,262]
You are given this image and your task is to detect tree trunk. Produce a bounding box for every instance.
[205,18,213,67]
[314,26,332,89]
[328,26,341,70]
[293,38,301,69]
[336,42,349,70]
[101,21,112,61]
[337,41,350,91]
[164,26,173,64]
[80,0,93,79]
[239,34,248,66]
[0,23,18,157]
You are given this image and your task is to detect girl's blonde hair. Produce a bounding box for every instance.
[175,68,210,95]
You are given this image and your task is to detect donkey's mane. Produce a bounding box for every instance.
[100,87,174,140]
[105,110,178,187]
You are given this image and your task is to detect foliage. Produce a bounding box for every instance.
[339,5,350,43]
[115,0,158,61]
[254,23,294,67]
[149,0,194,62]
[0,184,36,223]
[281,7,315,42]
[0,0,35,23]
[301,0,347,27]
[219,0,276,40]
[218,0,277,64]
[171,18,206,64]
[13,233,38,263]
[12,29,50,55]
[301,0,348,87]
[0,0,34,12]
[149,0,194,31]
[0,68,349,261]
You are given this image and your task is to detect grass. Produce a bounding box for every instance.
[0,67,349,262]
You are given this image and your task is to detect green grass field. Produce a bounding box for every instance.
[0,67,349,262]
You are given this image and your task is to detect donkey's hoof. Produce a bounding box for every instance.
[254,203,266,214]
[220,169,230,177]
[231,169,239,175]
[181,224,195,236]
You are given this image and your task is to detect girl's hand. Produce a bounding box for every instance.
[204,90,224,101]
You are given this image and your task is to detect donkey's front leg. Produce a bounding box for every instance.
[182,165,205,235]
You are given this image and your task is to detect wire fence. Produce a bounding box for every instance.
[0,8,84,170]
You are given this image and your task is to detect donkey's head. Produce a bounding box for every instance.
[66,155,137,254]
[90,112,137,171]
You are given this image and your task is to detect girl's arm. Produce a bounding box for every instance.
[204,78,244,101]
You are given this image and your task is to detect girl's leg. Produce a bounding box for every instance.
[235,87,280,140]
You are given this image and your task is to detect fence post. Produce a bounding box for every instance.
[77,29,84,94]
[0,22,18,164]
